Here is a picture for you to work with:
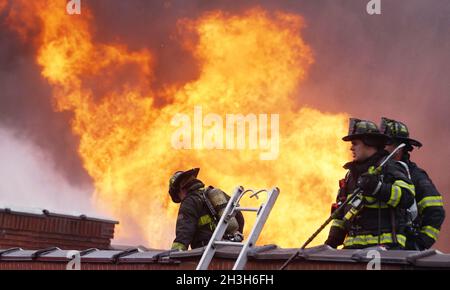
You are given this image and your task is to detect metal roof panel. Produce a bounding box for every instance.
[0,249,38,261]
[0,205,118,224]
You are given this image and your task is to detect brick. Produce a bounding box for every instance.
[0,211,116,250]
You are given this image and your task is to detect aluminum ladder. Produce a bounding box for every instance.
[196,186,280,270]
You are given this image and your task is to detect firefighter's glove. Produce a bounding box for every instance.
[357,172,382,197]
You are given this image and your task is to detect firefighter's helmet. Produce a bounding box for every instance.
[380,117,422,148]
[342,118,390,144]
[168,168,200,203]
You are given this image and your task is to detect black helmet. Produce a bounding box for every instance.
[168,168,200,203]
[380,117,422,148]
[342,118,390,144]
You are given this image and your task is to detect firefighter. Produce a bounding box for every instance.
[325,118,416,249]
[169,168,244,251]
[380,117,445,250]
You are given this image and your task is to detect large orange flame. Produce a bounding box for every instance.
[3,1,350,248]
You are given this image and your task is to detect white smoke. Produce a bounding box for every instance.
[0,126,100,217]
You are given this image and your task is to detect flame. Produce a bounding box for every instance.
[3,1,350,248]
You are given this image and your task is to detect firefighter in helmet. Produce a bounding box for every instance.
[325,118,416,249]
[169,168,244,251]
[380,117,445,250]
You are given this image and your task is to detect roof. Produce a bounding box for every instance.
[1,206,448,269]
[0,245,449,269]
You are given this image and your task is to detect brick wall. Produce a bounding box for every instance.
[0,210,117,250]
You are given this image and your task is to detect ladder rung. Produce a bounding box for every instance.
[235,207,259,212]
[214,241,244,247]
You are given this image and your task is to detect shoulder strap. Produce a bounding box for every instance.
[395,161,418,222]
[396,160,411,179]
[344,170,350,181]
[201,187,219,223]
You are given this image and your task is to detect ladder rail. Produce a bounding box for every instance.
[196,186,280,271]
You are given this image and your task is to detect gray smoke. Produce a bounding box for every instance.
[0,126,96,215]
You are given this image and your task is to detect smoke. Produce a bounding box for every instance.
[0,0,449,249]
[0,19,92,188]
[0,126,96,215]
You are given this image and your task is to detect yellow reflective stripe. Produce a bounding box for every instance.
[364,196,377,204]
[365,203,388,209]
[344,233,406,247]
[398,234,407,246]
[363,193,388,208]
[418,196,444,214]
[420,225,440,241]
[387,180,416,207]
[331,219,345,230]
[387,184,402,207]
[395,180,416,196]
[171,242,187,251]
[198,214,216,231]
[364,200,388,209]
[198,214,213,226]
